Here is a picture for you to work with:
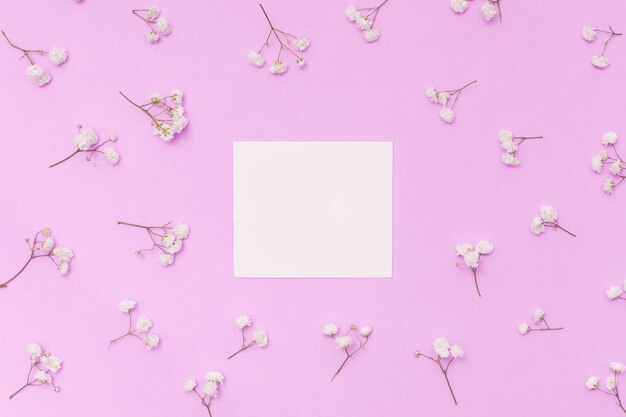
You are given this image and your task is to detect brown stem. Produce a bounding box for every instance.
[556,224,576,238]
[117,221,150,229]
[49,149,82,168]
[227,341,256,360]
[8,382,30,400]
[438,361,458,405]
[1,30,44,65]
[258,4,302,61]
[0,256,34,288]
[471,268,481,297]
[331,354,351,381]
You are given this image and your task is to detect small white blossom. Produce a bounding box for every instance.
[502,153,520,166]
[335,336,353,349]
[518,323,530,335]
[48,47,68,65]
[52,247,73,262]
[539,205,558,222]
[356,16,372,30]
[360,326,372,337]
[439,107,455,123]
[118,299,137,312]
[610,362,626,373]
[144,334,160,350]
[136,315,153,333]
[35,371,52,384]
[205,371,225,385]
[147,6,160,20]
[269,60,287,74]
[586,376,599,389]
[603,178,616,194]
[481,1,498,21]
[363,28,380,42]
[253,330,269,347]
[294,37,310,51]
[155,17,171,35]
[345,4,360,21]
[607,285,623,300]
[58,262,69,274]
[530,216,545,235]
[455,243,473,256]
[433,337,450,358]
[610,160,623,174]
[26,343,42,358]
[74,128,98,151]
[235,315,252,329]
[450,345,464,358]
[203,381,218,397]
[248,51,265,67]
[183,379,196,392]
[463,251,479,268]
[35,73,51,86]
[104,147,120,165]
[532,307,545,324]
[173,223,190,239]
[591,155,603,172]
[606,374,617,390]
[450,0,469,13]
[591,55,609,68]
[42,237,55,251]
[475,240,494,255]
[147,31,160,43]
[166,239,183,254]
[602,131,618,145]
[158,252,174,266]
[40,355,62,373]
[322,323,338,336]
[582,26,597,42]
[26,64,44,80]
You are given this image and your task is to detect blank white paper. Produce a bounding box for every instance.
[233,141,392,278]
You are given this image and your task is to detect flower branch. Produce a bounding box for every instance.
[606,280,626,301]
[414,337,464,405]
[586,362,626,414]
[518,308,564,335]
[530,205,576,237]
[119,90,187,141]
[227,315,268,359]
[117,220,189,266]
[9,343,62,399]
[591,132,625,194]
[49,124,119,168]
[582,25,622,69]
[131,6,171,43]
[426,80,477,123]
[345,0,389,42]
[498,129,543,166]
[109,299,160,350]
[184,372,225,417]
[455,240,494,297]
[322,323,372,381]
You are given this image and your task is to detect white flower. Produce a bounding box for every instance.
[74,128,98,151]
[602,131,618,145]
[35,73,51,86]
[502,153,520,166]
[591,155,603,172]
[203,381,218,397]
[158,253,174,266]
[166,239,183,254]
[235,315,252,329]
[463,251,479,268]
[436,92,449,106]
[600,150,609,159]
[248,51,265,67]
[144,333,160,350]
[118,299,137,313]
[335,336,353,349]
[518,323,530,335]
[173,223,190,239]
[455,243,473,256]
[345,4,360,21]
[294,37,310,51]
[610,160,623,174]
[530,216,545,235]
[586,376,599,389]
[355,16,372,30]
[149,92,163,103]
[26,343,42,357]
[42,237,55,251]
[532,307,545,324]
[439,107,455,123]
[35,371,52,384]
[360,326,372,337]
[603,178,616,194]
[582,26,597,42]
[591,55,609,68]
[205,371,224,384]
[104,147,120,165]
[426,87,437,101]
[363,29,380,42]
[161,233,176,247]
[171,89,183,104]
[610,362,626,373]
[450,345,464,358]
[269,60,287,74]
[499,129,513,141]
[41,355,62,373]
[539,205,558,222]
[183,379,196,392]
[53,247,74,262]
[606,374,617,390]
[26,64,44,80]
[147,31,160,43]
[475,240,493,255]
[49,47,68,65]
[170,115,188,134]
[42,228,52,237]
[481,1,498,21]
[147,6,160,20]
[500,139,517,154]
[253,330,269,347]
[58,262,69,274]
[322,323,338,336]
[433,337,450,358]
[155,17,171,35]
[136,315,153,333]
[450,0,469,13]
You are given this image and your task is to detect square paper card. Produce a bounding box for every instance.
[233,141,392,278]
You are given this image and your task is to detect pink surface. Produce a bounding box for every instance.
[1,0,626,416]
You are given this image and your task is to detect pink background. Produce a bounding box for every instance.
[1,0,626,416]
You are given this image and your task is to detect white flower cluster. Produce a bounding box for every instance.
[118,221,189,267]
[2,31,68,87]
[120,89,187,142]
[498,129,543,166]
[132,6,171,43]
[184,371,224,414]
[518,307,564,335]
[450,0,501,22]
[227,315,269,359]
[590,132,624,195]
[425,80,477,124]
[606,280,626,301]
[455,240,493,297]
[1,228,73,289]
[581,25,622,69]
[49,125,120,168]
[414,337,463,405]
[530,205,576,237]
[110,299,160,350]
[345,2,387,43]
[248,5,309,75]
[586,362,626,412]
[322,323,372,380]
[8,343,62,399]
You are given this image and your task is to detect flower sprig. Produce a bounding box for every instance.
[425,80,477,124]
[322,323,372,381]
[414,337,464,405]
[49,124,119,168]
[132,6,171,43]
[530,205,576,237]
[455,240,494,297]
[109,299,160,350]
[591,132,624,194]
[586,362,626,414]
[248,4,310,74]
[1,228,72,289]
[119,89,187,142]
[9,343,62,399]
[450,0,501,23]
[345,1,389,43]
[582,25,622,69]
[498,129,543,166]
[117,221,189,267]
[227,315,269,359]
[183,371,225,417]
[1,30,67,86]
[606,281,626,301]
[518,308,564,335]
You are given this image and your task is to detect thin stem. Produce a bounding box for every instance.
[1,30,44,65]
[0,256,34,288]
[117,221,150,229]
[8,382,31,400]
[49,149,81,168]
[258,4,302,62]
[556,224,576,238]
[438,361,458,405]
[471,268,481,297]
[331,353,351,381]
[227,340,256,360]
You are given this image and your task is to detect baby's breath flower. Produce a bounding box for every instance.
[530,205,575,237]
[323,323,372,380]
[415,337,464,404]
[9,343,62,399]
[228,316,270,359]
[49,125,121,168]
[456,240,493,297]
[2,31,67,86]
[518,308,564,335]
[132,8,172,42]
[110,300,160,351]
